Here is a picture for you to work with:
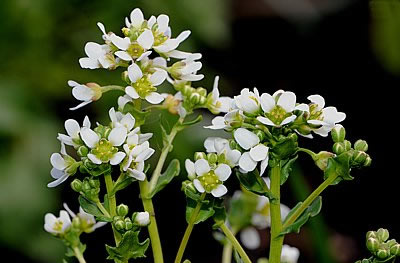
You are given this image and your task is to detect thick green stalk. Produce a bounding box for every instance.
[104,173,122,245]
[96,201,111,218]
[73,246,87,263]
[139,180,164,263]
[219,223,252,263]
[269,164,284,263]
[221,228,238,263]
[282,173,339,229]
[174,193,206,263]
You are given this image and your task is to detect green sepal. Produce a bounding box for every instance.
[105,230,150,262]
[227,191,258,231]
[82,162,112,177]
[182,180,202,201]
[148,159,180,198]
[324,152,353,185]
[185,197,215,225]
[122,103,150,127]
[279,196,322,236]
[271,134,298,160]
[235,169,273,199]
[79,196,111,222]
[280,155,298,185]
[110,175,135,196]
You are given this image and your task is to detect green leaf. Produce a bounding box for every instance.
[122,103,150,126]
[280,155,298,185]
[149,159,180,198]
[235,169,272,198]
[110,176,135,196]
[324,152,353,185]
[185,197,215,224]
[106,230,149,262]
[279,196,322,236]
[79,196,103,217]
[213,198,227,223]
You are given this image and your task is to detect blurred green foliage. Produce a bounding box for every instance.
[0,0,228,262]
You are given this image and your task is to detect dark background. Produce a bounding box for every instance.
[0,0,399,262]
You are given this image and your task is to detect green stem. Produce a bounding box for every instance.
[139,180,164,263]
[221,228,238,263]
[282,173,339,230]
[148,117,184,193]
[219,223,252,263]
[101,85,125,92]
[297,147,316,158]
[104,173,122,245]
[269,164,284,263]
[174,193,206,263]
[96,201,111,218]
[73,246,87,263]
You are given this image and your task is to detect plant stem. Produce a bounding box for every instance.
[269,164,284,263]
[219,223,252,263]
[139,180,164,263]
[104,173,121,245]
[282,173,339,230]
[148,117,184,193]
[73,246,87,263]
[101,85,125,92]
[221,228,238,263]
[297,147,316,158]
[174,192,206,263]
[96,201,111,218]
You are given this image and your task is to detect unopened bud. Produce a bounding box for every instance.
[377,228,390,242]
[254,130,266,141]
[343,140,352,151]
[333,142,345,155]
[362,259,370,263]
[71,179,83,192]
[196,87,207,97]
[121,27,130,37]
[189,93,201,104]
[207,153,218,164]
[199,96,206,105]
[182,180,197,193]
[133,212,150,226]
[364,156,372,167]
[367,237,379,252]
[125,218,133,230]
[114,219,125,231]
[72,217,81,229]
[376,249,389,259]
[313,151,335,171]
[229,140,238,150]
[89,179,99,188]
[354,140,368,152]
[82,180,91,192]
[331,124,346,143]
[353,151,367,165]
[77,146,89,157]
[122,71,129,83]
[117,204,129,217]
[390,244,400,256]
[366,231,377,239]
[194,152,207,161]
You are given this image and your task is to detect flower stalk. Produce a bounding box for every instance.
[104,172,122,245]
[73,246,87,263]
[219,222,252,263]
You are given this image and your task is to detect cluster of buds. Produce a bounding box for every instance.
[331,125,371,168]
[356,228,400,262]
[113,204,150,234]
[71,178,101,202]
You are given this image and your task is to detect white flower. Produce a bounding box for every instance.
[204,137,241,167]
[234,128,269,175]
[79,42,114,69]
[204,116,227,130]
[169,57,204,82]
[68,81,102,110]
[108,107,135,132]
[191,159,231,197]
[63,203,107,233]
[125,63,167,104]
[134,211,150,226]
[125,8,145,29]
[240,227,260,250]
[110,30,153,62]
[204,110,244,130]
[48,143,78,188]
[257,91,298,127]
[122,141,154,181]
[80,126,127,165]
[281,244,300,263]
[44,210,71,235]
[57,116,91,147]
[234,88,261,114]
[207,76,233,114]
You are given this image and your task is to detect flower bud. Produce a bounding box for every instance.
[333,142,345,155]
[89,179,100,188]
[331,124,346,143]
[71,179,83,192]
[194,152,207,161]
[72,217,81,229]
[196,87,207,97]
[77,146,89,157]
[366,231,377,239]
[122,27,130,37]
[353,151,367,165]
[343,140,352,151]
[377,228,390,242]
[362,259,370,263]
[313,151,335,171]
[117,204,129,217]
[189,93,201,104]
[376,249,389,259]
[122,71,129,83]
[390,244,400,256]
[85,82,102,101]
[207,153,218,164]
[199,96,206,105]
[114,219,125,231]
[354,140,368,152]
[364,156,372,167]
[254,130,266,141]
[133,212,150,227]
[229,140,238,150]
[82,180,91,192]
[182,180,197,193]
[124,218,133,230]
[367,237,379,253]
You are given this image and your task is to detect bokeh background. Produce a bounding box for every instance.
[0,0,399,262]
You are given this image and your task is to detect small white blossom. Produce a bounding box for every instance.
[63,203,107,233]
[48,143,78,188]
[204,110,243,130]
[134,211,150,226]
[204,137,241,167]
[234,128,269,175]
[68,81,102,110]
[234,88,261,114]
[123,141,154,181]
[257,91,299,127]
[108,107,135,132]
[110,30,153,62]
[79,42,114,69]
[191,159,231,197]
[207,76,233,114]
[281,244,300,263]
[169,57,204,82]
[80,126,127,165]
[125,63,167,104]
[44,210,71,235]
[240,227,260,250]
[57,116,91,147]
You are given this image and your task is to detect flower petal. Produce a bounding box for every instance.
[110,152,126,165]
[84,42,103,58]
[308,94,325,109]
[125,86,140,99]
[130,8,144,28]
[226,149,241,166]
[204,137,217,153]
[149,70,167,86]
[115,51,132,61]
[70,101,92,111]
[240,227,260,250]
[47,172,69,188]
[127,168,146,181]
[194,159,210,176]
[249,144,269,162]
[211,184,227,197]
[50,153,67,170]
[108,127,127,146]
[72,85,93,101]
[79,57,100,69]
[239,152,257,172]
[127,63,143,83]
[295,103,309,112]
[88,153,102,164]
[260,156,269,176]
[65,119,80,138]
[257,116,276,126]
[277,91,296,112]
[185,159,195,176]
[234,128,260,150]
[145,92,164,104]
[260,93,275,112]
[137,29,154,50]
[157,14,169,33]
[120,113,135,131]
[110,34,130,50]
[176,30,191,43]
[193,179,205,193]
[80,128,100,148]
[280,115,297,126]
[215,164,231,181]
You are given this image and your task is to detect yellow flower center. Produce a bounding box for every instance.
[133,77,157,98]
[266,105,291,125]
[92,139,118,162]
[198,171,221,192]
